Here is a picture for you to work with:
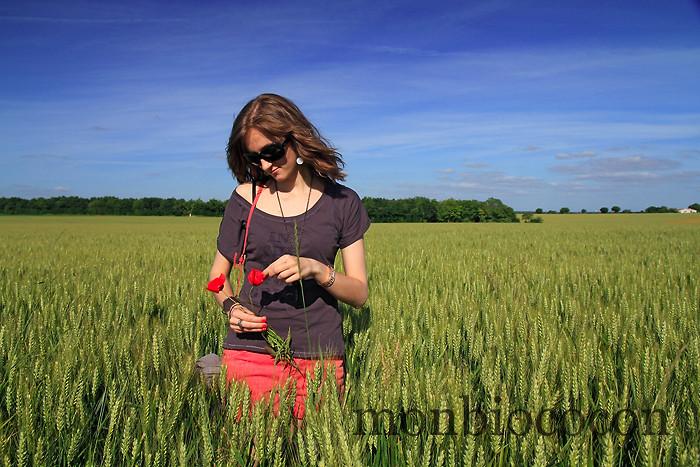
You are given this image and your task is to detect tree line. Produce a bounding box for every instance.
[0,195,519,223]
[533,203,699,214]
[363,197,517,222]
[0,196,224,216]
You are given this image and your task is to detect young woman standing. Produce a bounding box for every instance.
[208,93,370,419]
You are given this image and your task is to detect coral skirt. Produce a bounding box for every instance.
[222,349,345,419]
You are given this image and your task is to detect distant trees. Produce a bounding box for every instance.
[0,196,90,214]
[517,205,695,214]
[645,206,676,213]
[0,195,519,223]
[0,196,225,217]
[364,196,517,223]
[435,199,463,223]
[521,212,543,223]
[362,197,440,222]
[5,196,694,219]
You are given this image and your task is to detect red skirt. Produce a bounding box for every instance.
[222,349,345,419]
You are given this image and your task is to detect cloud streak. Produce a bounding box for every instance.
[550,155,695,185]
[0,184,71,198]
[556,151,596,160]
[435,169,553,196]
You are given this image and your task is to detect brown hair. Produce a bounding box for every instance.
[226,93,346,183]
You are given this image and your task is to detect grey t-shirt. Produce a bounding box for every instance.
[216,178,370,358]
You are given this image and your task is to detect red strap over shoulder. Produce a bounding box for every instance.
[240,185,265,261]
[231,185,265,296]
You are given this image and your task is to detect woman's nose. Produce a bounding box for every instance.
[260,159,273,171]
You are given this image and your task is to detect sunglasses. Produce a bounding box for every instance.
[243,134,291,166]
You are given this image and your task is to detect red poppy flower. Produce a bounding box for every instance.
[206,273,226,293]
[248,268,266,286]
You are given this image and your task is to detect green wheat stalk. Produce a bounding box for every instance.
[293,221,313,357]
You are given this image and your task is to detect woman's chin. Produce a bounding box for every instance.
[270,168,292,182]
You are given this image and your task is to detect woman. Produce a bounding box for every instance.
[208,93,370,419]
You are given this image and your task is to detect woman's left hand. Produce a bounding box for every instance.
[263,254,324,284]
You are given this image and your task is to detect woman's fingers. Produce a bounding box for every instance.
[262,254,293,278]
[283,273,301,283]
[276,266,298,281]
[231,321,267,333]
[271,256,313,284]
[228,305,267,333]
[229,307,266,323]
[230,318,267,333]
[264,255,315,281]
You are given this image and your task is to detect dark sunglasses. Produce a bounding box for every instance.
[243,134,291,166]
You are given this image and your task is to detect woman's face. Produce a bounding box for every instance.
[243,127,297,183]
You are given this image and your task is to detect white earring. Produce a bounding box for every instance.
[296,157,303,165]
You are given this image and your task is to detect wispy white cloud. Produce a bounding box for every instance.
[556,151,596,160]
[551,154,681,174]
[549,154,696,185]
[0,183,71,197]
[334,112,700,157]
[463,162,489,169]
[19,153,70,161]
[435,168,553,196]
[572,171,700,183]
[679,149,700,159]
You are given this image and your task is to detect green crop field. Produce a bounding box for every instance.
[0,214,698,466]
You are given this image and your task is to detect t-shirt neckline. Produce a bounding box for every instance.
[232,179,329,221]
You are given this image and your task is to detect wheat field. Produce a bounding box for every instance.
[0,214,698,466]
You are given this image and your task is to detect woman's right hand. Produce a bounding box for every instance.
[228,304,267,333]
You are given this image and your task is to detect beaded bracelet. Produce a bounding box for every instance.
[222,296,242,318]
[319,264,336,288]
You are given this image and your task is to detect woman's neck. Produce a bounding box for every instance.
[273,166,312,195]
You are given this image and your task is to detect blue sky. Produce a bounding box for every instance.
[1,0,699,211]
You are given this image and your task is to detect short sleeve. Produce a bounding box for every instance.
[216,192,244,263]
[338,187,371,249]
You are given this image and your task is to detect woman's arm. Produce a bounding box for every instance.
[209,250,267,333]
[209,250,234,309]
[262,238,369,309]
[329,238,368,308]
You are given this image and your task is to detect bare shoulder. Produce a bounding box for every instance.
[234,182,254,204]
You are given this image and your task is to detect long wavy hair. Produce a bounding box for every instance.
[226,93,346,184]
